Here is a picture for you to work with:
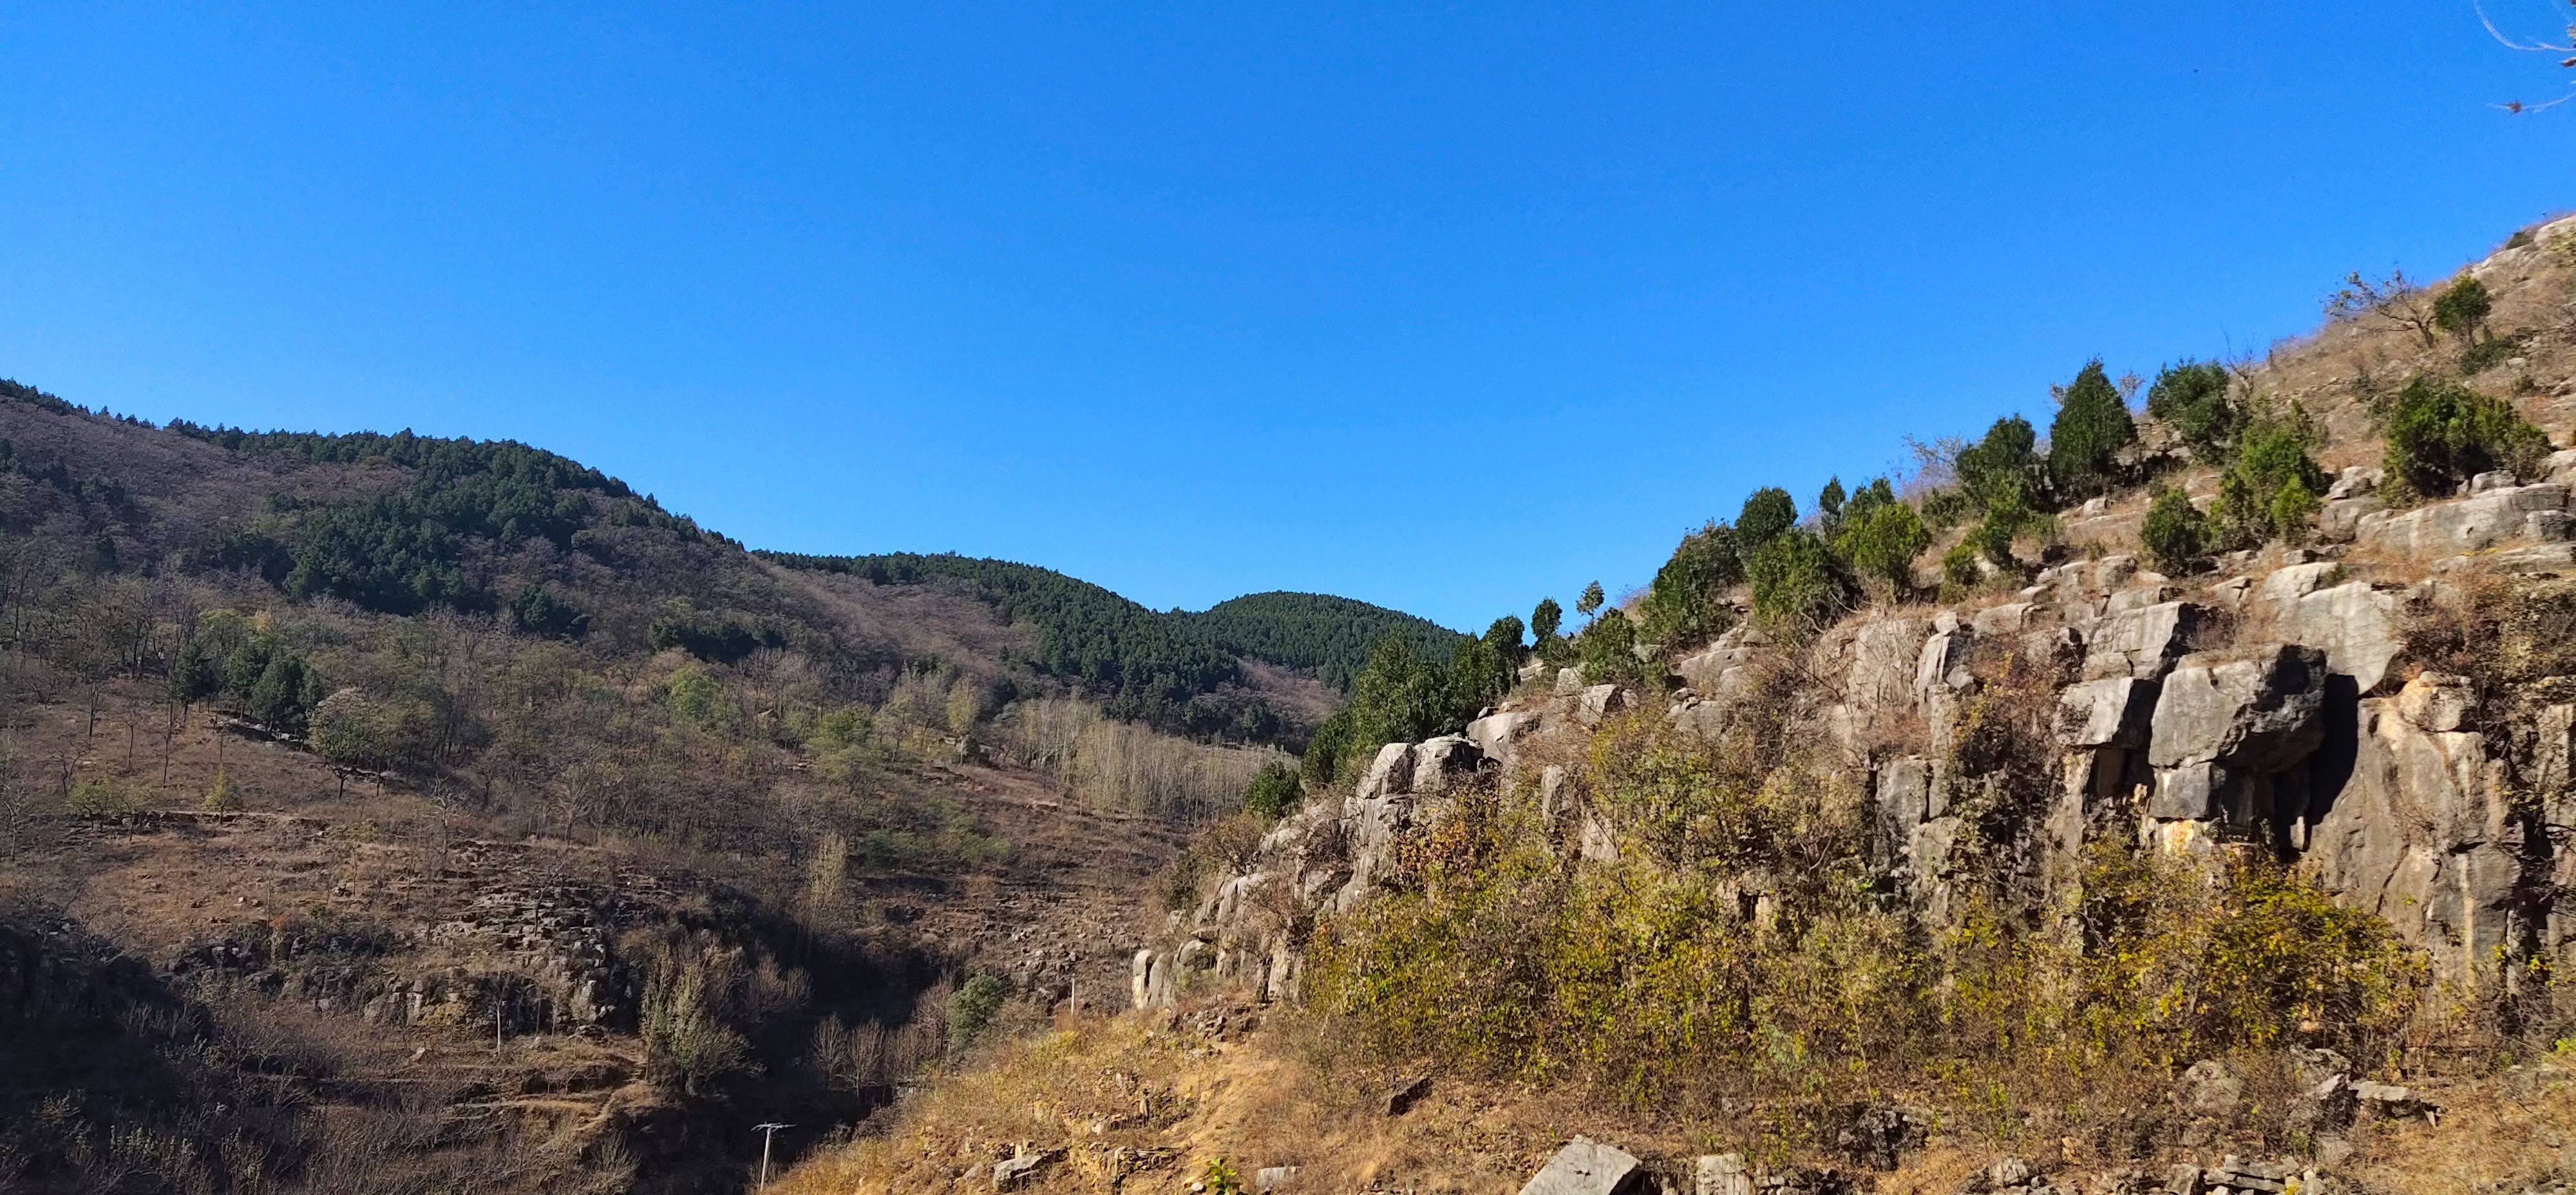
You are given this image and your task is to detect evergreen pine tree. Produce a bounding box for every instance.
[2048,360,2136,496]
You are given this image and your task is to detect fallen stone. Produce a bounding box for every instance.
[1972,602,2034,637]
[1467,709,1541,767]
[1694,1153,1752,1195]
[1383,1074,1430,1116]
[1358,742,1415,800]
[2293,1073,2358,1136]
[2319,494,2385,541]
[2177,1058,2246,1116]
[2107,585,2176,614]
[2257,561,2343,604]
[2326,466,2381,500]
[1256,1165,1301,1192]
[1576,684,1629,728]
[1915,628,1975,698]
[1410,736,1485,793]
[2275,581,2408,695]
[1844,617,1929,711]
[2353,1079,2432,1118]
[993,1147,1059,1190]
[1519,1137,1646,1195]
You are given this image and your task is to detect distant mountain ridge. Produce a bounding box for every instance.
[1184,590,1463,692]
[0,379,1453,744]
[757,552,1464,733]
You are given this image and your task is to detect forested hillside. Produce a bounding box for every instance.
[761,553,1463,738]
[790,214,2576,1195]
[0,382,1444,747]
[0,375,1462,1194]
[1180,591,1462,692]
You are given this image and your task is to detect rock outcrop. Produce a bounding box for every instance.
[1518,1138,1647,1195]
[1141,478,2576,1008]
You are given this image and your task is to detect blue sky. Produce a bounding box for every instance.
[3,4,2573,630]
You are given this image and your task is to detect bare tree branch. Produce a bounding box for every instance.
[2476,1,2576,111]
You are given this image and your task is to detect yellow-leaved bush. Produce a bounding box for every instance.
[1305,711,2423,1115]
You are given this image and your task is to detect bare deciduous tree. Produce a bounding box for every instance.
[2325,268,2441,346]
[2478,1,2576,112]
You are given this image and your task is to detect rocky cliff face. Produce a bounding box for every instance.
[1137,453,2576,1013]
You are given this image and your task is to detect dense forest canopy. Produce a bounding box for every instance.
[759,553,1463,741]
[0,380,1459,757]
[1182,591,1463,693]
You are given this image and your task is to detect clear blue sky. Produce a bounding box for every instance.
[3,4,2572,630]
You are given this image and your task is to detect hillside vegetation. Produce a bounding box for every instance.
[0,381,1459,1193]
[759,554,1459,742]
[788,214,2576,1195]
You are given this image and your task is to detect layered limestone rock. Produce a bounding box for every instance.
[2353,482,2571,557]
[2304,673,2520,981]
[1139,481,2576,1010]
[2143,645,2329,823]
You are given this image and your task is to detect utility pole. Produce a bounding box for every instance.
[753,1123,792,1189]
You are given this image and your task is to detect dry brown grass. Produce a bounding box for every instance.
[775,1008,2576,1195]
[773,1013,1747,1195]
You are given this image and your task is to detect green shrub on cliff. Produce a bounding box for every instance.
[2048,360,2136,496]
[1638,522,1742,648]
[2140,486,2210,573]
[2383,377,2553,500]
[2211,405,2329,547]
[1747,531,1853,632]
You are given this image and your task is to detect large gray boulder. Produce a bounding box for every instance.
[1339,746,1422,908]
[1875,755,1947,849]
[2272,581,2409,695]
[2303,695,2517,979]
[1676,626,1765,693]
[993,1147,1059,1190]
[2394,672,2474,733]
[1519,1137,1647,1195]
[1356,742,1415,801]
[1844,617,1929,711]
[2083,601,2203,681]
[2319,495,2386,541]
[2148,761,2228,821]
[1575,684,1629,728]
[2257,561,2344,605]
[2056,677,2159,749]
[2148,645,2330,773]
[1466,709,1541,771]
[1914,626,1975,700]
[1693,1154,1752,1195]
[1972,601,2036,637]
[1410,735,1485,794]
[2354,483,2570,556]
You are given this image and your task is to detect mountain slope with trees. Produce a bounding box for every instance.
[0,378,1463,1195]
